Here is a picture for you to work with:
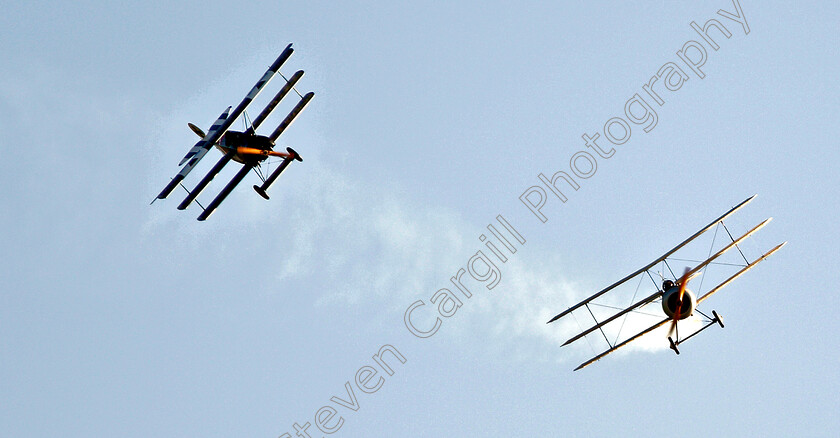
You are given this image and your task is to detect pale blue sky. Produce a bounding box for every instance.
[1,1,838,437]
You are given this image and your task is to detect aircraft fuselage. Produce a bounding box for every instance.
[218,130,275,163]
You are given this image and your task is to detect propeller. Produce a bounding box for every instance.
[668,267,691,339]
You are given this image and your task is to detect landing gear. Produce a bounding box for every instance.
[668,309,725,356]
[668,336,680,355]
[712,310,725,328]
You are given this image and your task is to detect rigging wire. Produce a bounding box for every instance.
[614,274,645,345]
[721,220,751,264]
[697,222,721,295]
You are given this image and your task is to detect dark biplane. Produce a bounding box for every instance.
[152,43,313,220]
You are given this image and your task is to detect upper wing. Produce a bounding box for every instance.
[546,195,756,324]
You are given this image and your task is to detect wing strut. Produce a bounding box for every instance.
[683,218,773,281]
[574,317,671,371]
[196,163,255,221]
[697,242,787,304]
[253,148,300,200]
[247,70,304,134]
[177,153,234,210]
[563,290,663,346]
[270,92,314,142]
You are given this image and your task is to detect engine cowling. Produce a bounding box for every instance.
[661,285,696,320]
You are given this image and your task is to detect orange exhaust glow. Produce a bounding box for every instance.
[236,147,293,158]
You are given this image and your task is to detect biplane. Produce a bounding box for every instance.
[547,195,786,370]
[152,43,314,220]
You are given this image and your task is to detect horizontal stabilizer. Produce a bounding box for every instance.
[179,106,231,166]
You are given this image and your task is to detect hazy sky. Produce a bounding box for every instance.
[2,1,838,437]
